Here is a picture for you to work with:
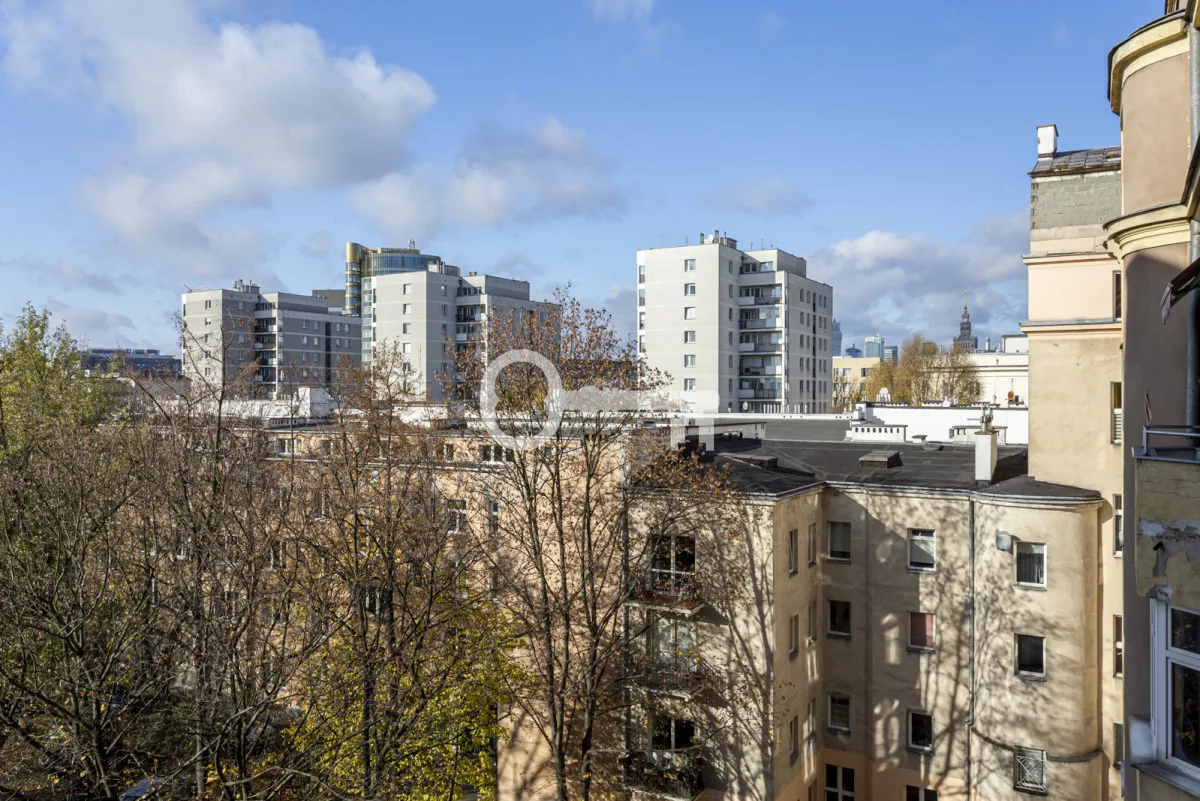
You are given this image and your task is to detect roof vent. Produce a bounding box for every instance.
[859,450,902,469]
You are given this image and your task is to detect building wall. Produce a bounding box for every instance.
[1031,170,1122,253]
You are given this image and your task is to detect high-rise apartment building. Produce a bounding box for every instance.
[864,334,884,360]
[348,242,555,401]
[881,344,898,364]
[181,281,361,397]
[636,231,834,414]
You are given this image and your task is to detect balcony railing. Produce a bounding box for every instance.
[738,318,781,330]
[1141,425,1200,463]
[628,655,713,699]
[628,573,704,614]
[624,750,705,800]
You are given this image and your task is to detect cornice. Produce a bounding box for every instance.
[1104,203,1191,261]
[1108,12,1189,114]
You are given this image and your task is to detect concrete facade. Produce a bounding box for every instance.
[181,281,361,397]
[637,232,834,414]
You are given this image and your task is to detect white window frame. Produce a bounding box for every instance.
[1114,614,1124,678]
[684,258,696,272]
[684,307,696,320]
[683,378,696,391]
[908,528,936,572]
[684,283,696,296]
[684,330,696,343]
[825,764,854,799]
[1152,601,1200,781]
[1015,542,1047,588]
[683,354,696,368]
[828,599,851,639]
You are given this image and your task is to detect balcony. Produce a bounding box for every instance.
[738,318,782,331]
[628,573,705,616]
[628,655,713,700]
[738,389,781,400]
[738,366,782,377]
[624,750,705,801]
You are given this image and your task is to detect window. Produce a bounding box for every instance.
[684,330,696,343]
[440,285,447,296]
[1114,494,1124,555]
[639,335,645,353]
[204,300,212,310]
[403,283,411,295]
[487,500,501,537]
[651,617,696,670]
[1114,722,1125,768]
[639,312,646,330]
[807,522,816,565]
[684,307,696,320]
[908,711,934,753]
[442,443,454,460]
[269,539,288,570]
[1155,604,1200,774]
[828,696,850,734]
[1015,543,1046,587]
[789,614,800,656]
[683,354,696,368]
[403,323,411,334]
[402,342,412,354]
[638,288,646,307]
[301,335,309,345]
[1013,747,1046,792]
[828,521,850,561]
[683,378,696,391]
[403,303,412,314]
[1111,382,1123,444]
[651,716,695,752]
[908,529,936,571]
[1114,270,1122,321]
[638,265,645,283]
[828,600,851,638]
[906,787,938,801]
[807,601,816,642]
[788,529,798,574]
[684,283,696,296]
[909,612,935,651]
[825,765,854,799]
[1114,615,1124,678]
[1016,634,1046,678]
[446,499,467,533]
[684,258,696,272]
[789,715,799,761]
[362,585,383,616]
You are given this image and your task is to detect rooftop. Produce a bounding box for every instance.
[708,437,1099,499]
[1030,146,1121,177]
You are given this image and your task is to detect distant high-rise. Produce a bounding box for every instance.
[882,344,898,364]
[864,334,883,359]
[954,293,978,350]
[831,318,843,356]
[843,342,863,358]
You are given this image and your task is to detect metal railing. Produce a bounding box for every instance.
[628,654,713,697]
[630,573,702,608]
[624,750,705,800]
[1141,425,1200,463]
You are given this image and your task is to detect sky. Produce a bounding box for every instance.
[0,0,1158,354]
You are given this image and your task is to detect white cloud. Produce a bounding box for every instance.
[588,0,655,21]
[703,178,813,217]
[354,117,624,243]
[1,0,434,277]
[43,299,138,346]
[807,211,1029,350]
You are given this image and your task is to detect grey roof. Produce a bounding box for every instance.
[1030,146,1121,176]
[707,438,1095,500]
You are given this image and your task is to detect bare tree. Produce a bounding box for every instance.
[864,334,980,405]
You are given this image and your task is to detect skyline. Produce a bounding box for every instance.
[0,0,1153,353]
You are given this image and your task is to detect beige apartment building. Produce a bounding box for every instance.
[637,232,835,415]
[833,355,884,410]
[1101,3,1200,800]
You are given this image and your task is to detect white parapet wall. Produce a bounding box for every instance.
[860,403,1028,445]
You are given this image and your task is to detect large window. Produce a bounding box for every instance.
[828,600,851,639]
[1154,604,1200,776]
[651,716,695,753]
[824,764,854,799]
[651,617,695,672]
[1016,634,1046,678]
[908,529,936,572]
[1015,542,1046,587]
[649,534,696,595]
[1013,746,1046,793]
[828,521,851,561]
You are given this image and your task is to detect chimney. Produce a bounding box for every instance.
[975,421,998,484]
[1037,124,1058,159]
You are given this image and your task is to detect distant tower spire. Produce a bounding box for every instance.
[954,291,977,351]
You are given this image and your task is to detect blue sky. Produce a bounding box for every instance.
[0,0,1155,353]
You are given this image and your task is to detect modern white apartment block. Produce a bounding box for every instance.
[637,231,834,413]
[181,280,361,397]
[351,243,555,401]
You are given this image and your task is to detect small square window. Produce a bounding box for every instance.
[828,521,850,561]
[684,307,696,320]
[684,259,696,272]
[403,303,412,314]
[908,711,933,753]
[683,354,696,368]
[828,600,851,638]
[909,529,936,571]
[1016,634,1046,678]
[683,378,696,391]
[1016,542,1046,587]
[684,283,696,296]
[403,284,411,295]
[1013,746,1046,792]
[684,330,696,343]
[403,323,411,334]
[828,695,850,733]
